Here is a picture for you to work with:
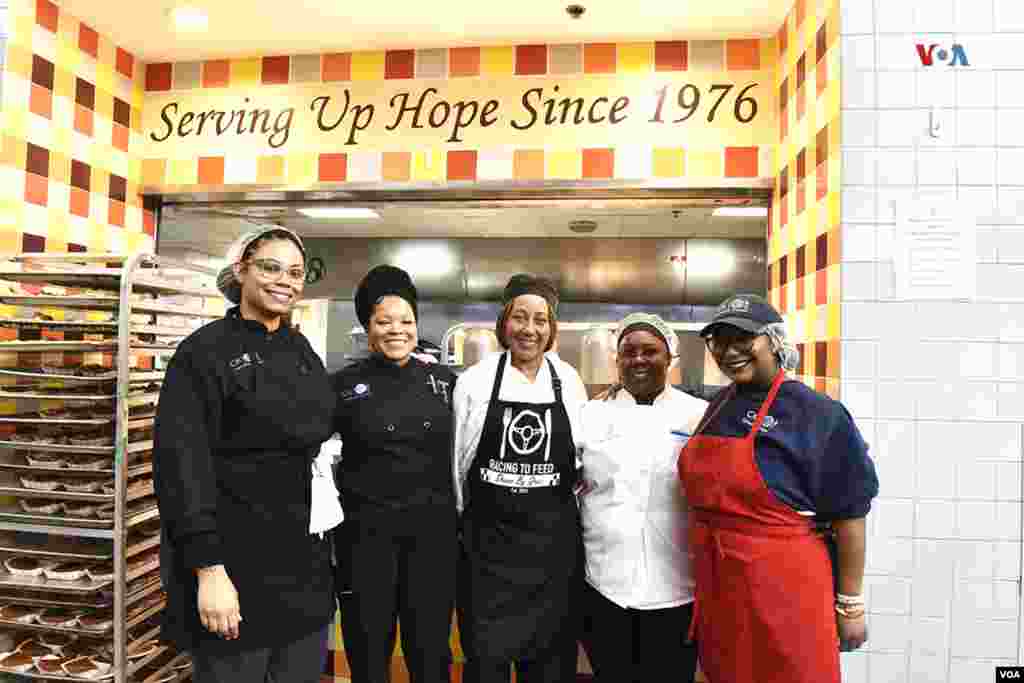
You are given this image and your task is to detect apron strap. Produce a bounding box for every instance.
[693,384,737,437]
[547,359,562,402]
[746,369,787,439]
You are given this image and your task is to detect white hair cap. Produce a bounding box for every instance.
[760,321,800,372]
[615,312,678,358]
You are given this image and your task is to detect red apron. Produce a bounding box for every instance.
[678,370,839,683]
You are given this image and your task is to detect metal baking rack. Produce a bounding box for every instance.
[0,253,217,682]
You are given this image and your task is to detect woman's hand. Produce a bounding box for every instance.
[196,565,242,640]
[837,612,867,652]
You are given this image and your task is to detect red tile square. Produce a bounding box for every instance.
[779,255,789,286]
[143,210,156,237]
[22,233,46,253]
[816,162,828,201]
[584,43,616,73]
[203,60,230,88]
[815,268,828,306]
[116,48,134,79]
[816,232,828,271]
[450,47,481,77]
[32,56,55,90]
[78,24,99,58]
[108,199,125,228]
[817,23,829,63]
[385,50,415,79]
[68,243,87,253]
[725,147,758,177]
[796,244,806,279]
[70,160,91,191]
[815,340,827,378]
[817,59,828,98]
[146,63,173,92]
[446,151,477,181]
[796,54,807,89]
[322,54,351,82]
[778,17,788,56]
[36,0,58,33]
[582,148,614,179]
[112,124,129,153]
[515,45,547,75]
[778,282,788,314]
[197,157,225,185]
[796,148,807,180]
[318,153,347,182]
[29,84,52,119]
[781,195,789,229]
[25,173,48,206]
[262,56,290,85]
[655,41,688,71]
[70,187,89,218]
[74,106,94,137]
[796,276,805,311]
[26,143,49,177]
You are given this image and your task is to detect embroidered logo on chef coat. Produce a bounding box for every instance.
[427,374,450,405]
[229,351,263,372]
[742,410,778,432]
[340,383,372,401]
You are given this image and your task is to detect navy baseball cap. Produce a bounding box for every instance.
[700,294,783,337]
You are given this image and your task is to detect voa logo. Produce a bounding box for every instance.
[916,43,969,67]
[996,666,1023,680]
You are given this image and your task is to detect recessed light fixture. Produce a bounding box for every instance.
[297,207,381,219]
[169,5,209,32]
[712,207,769,218]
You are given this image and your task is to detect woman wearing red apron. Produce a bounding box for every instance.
[678,294,878,683]
[453,275,588,683]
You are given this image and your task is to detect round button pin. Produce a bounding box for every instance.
[387,424,395,432]
[424,421,431,429]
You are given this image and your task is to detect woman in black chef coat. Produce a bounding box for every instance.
[453,275,589,683]
[154,227,335,683]
[331,265,458,683]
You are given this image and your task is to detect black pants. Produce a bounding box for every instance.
[578,581,698,683]
[462,643,578,683]
[336,503,457,683]
[192,625,325,683]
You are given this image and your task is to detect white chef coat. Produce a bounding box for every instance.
[453,351,588,513]
[578,385,708,610]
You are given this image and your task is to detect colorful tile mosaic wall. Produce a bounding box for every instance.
[140,40,777,190]
[769,0,841,398]
[0,0,155,255]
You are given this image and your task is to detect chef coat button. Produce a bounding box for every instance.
[424,421,431,429]
[387,424,395,432]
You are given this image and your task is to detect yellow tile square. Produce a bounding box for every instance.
[685,150,723,178]
[652,148,684,178]
[760,38,777,73]
[826,300,841,339]
[351,51,386,81]
[10,14,33,50]
[286,153,317,186]
[616,42,652,73]
[56,42,80,75]
[6,45,32,81]
[167,158,198,185]
[257,155,285,183]
[230,59,262,87]
[95,64,115,97]
[125,231,151,255]
[130,107,142,133]
[480,47,514,76]
[545,149,579,179]
[412,150,444,182]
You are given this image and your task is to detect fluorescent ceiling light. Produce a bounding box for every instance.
[297,207,381,219]
[169,5,209,32]
[712,207,769,218]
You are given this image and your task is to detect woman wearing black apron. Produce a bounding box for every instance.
[453,275,588,683]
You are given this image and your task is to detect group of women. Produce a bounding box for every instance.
[154,226,879,683]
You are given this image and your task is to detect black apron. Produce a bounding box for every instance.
[461,353,580,661]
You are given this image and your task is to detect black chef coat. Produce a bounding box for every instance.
[154,307,336,652]
[330,355,456,511]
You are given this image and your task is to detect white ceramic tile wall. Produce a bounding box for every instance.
[841,0,1024,679]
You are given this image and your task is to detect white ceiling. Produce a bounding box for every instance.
[159,205,767,259]
[59,0,791,62]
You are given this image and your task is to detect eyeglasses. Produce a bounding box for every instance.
[246,258,307,284]
[705,331,759,356]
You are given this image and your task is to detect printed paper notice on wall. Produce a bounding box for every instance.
[894,200,977,300]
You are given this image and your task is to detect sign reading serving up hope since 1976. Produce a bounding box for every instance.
[142,72,776,157]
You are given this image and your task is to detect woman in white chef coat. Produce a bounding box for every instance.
[577,313,707,683]
[453,274,588,683]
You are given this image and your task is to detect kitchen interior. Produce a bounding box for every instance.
[156,190,769,399]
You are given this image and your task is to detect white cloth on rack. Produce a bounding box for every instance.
[309,436,344,537]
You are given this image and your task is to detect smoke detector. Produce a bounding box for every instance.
[569,219,598,234]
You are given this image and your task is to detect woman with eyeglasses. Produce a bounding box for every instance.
[677,294,878,683]
[330,265,458,683]
[154,227,337,683]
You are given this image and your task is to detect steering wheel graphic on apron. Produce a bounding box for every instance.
[507,410,547,456]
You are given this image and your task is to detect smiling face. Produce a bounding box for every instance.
[502,294,552,368]
[617,329,671,403]
[234,238,305,326]
[706,324,779,386]
[367,295,418,366]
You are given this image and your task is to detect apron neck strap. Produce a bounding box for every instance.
[747,369,787,438]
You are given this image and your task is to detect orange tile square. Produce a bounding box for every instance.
[447,151,477,181]
[78,24,99,58]
[726,40,761,70]
[582,149,614,179]
[108,200,125,227]
[25,173,48,206]
[116,48,134,79]
[382,152,411,181]
[513,150,545,180]
[584,44,616,73]
[29,84,52,119]
[815,268,828,306]
[257,156,285,183]
[323,54,352,82]
[36,0,59,33]
[203,60,230,88]
[724,147,759,177]
[74,106,94,137]
[317,154,347,182]
[142,159,167,187]
[69,187,89,218]
[197,157,225,185]
[449,47,481,77]
[112,124,129,153]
